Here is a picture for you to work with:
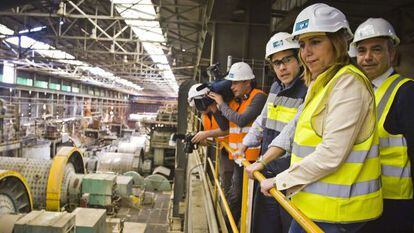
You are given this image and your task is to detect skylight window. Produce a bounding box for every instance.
[112,0,178,93]
[0,23,143,94]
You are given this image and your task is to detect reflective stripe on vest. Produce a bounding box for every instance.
[291,64,382,223]
[229,127,250,134]
[303,178,380,198]
[228,88,265,161]
[382,164,411,177]
[375,74,413,199]
[292,142,379,163]
[380,137,407,147]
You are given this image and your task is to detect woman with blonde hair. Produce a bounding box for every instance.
[258,3,383,232]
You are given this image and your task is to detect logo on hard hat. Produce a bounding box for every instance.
[295,19,309,32]
[229,73,234,79]
[273,40,283,48]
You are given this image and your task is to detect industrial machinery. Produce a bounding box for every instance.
[0,169,32,214]
[0,147,84,211]
[13,210,76,233]
[141,104,178,170]
[96,151,143,174]
[81,173,117,211]
[73,208,107,233]
[0,208,107,233]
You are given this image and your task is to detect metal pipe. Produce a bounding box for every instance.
[227,55,232,72]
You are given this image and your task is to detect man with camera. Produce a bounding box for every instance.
[188,80,234,193]
[208,61,267,223]
[188,83,229,143]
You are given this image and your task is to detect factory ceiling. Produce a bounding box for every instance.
[0,0,412,97]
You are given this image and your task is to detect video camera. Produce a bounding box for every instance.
[169,133,198,154]
[193,79,234,112]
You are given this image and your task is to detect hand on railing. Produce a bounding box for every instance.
[260,178,275,197]
[219,141,324,233]
[245,162,264,179]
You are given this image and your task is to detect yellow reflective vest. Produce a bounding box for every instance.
[291,65,382,223]
[375,74,413,199]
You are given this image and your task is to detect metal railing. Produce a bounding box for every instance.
[215,141,324,233]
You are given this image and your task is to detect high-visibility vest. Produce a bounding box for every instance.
[375,74,413,199]
[202,113,218,131]
[228,88,266,161]
[261,78,307,155]
[264,94,303,136]
[202,113,228,143]
[291,64,382,223]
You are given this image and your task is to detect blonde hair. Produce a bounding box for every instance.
[300,29,351,86]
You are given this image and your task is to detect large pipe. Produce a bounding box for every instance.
[117,142,142,154]
[96,152,142,174]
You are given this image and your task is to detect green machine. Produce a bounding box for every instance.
[81,174,116,207]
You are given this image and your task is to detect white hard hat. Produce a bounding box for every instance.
[351,18,400,47]
[225,62,255,81]
[291,3,353,40]
[188,83,209,107]
[265,32,299,60]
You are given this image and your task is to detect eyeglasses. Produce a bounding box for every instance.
[269,55,295,68]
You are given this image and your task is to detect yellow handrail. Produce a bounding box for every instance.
[220,141,324,233]
[207,157,239,233]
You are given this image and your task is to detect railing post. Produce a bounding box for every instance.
[213,141,220,205]
[240,168,249,232]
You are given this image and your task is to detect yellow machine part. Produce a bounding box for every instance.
[0,169,33,211]
[46,147,84,211]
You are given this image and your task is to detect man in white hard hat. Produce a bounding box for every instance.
[352,18,414,233]
[240,32,307,233]
[208,61,267,223]
[188,80,236,143]
[187,82,234,193]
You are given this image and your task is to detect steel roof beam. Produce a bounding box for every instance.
[0,11,203,24]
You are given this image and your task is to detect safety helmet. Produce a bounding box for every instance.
[188,83,209,107]
[265,32,299,60]
[225,62,255,81]
[291,3,353,41]
[351,18,400,47]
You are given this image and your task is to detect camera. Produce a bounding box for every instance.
[170,133,198,154]
[207,63,227,80]
[193,79,234,112]
[184,133,198,154]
